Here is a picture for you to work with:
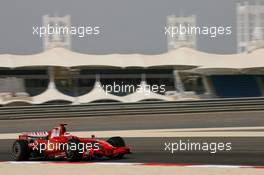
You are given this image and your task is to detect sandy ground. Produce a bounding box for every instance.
[0,163,263,175]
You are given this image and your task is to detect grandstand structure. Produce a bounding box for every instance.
[0,47,264,106]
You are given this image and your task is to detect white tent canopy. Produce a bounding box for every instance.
[0,47,198,69]
[0,82,174,105]
[1,47,264,71]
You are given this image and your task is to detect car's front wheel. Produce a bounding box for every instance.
[107,136,126,159]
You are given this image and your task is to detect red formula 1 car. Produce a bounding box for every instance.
[12,124,131,161]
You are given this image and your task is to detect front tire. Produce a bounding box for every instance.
[107,136,125,159]
[12,140,30,161]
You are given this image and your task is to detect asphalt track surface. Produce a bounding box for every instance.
[0,110,264,165]
[0,110,264,133]
[1,137,264,165]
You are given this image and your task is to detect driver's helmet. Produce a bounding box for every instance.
[51,128,60,138]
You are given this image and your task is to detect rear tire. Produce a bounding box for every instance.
[12,140,30,161]
[65,139,82,162]
[107,136,125,159]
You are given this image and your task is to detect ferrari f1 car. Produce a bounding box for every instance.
[12,124,131,161]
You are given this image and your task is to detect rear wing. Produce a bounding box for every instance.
[18,131,51,140]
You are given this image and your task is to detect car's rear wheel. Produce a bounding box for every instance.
[65,139,82,161]
[12,140,30,161]
[107,136,125,158]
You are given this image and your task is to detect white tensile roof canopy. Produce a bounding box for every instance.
[0,47,264,74]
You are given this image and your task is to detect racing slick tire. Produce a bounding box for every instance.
[12,140,30,161]
[107,136,125,159]
[65,139,83,162]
